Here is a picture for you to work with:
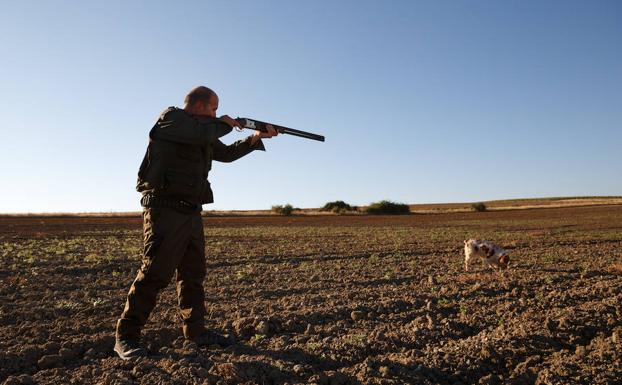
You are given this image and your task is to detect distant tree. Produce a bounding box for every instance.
[320,200,357,213]
[365,200,410,215]
[471,202,487,212]
[271,204,293,216]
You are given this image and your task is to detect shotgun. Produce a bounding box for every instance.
[236,118,325,142]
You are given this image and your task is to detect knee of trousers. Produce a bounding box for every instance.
[136,266,174,291]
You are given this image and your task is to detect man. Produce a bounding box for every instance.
[114,86,277,359]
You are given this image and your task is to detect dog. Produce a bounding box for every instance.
[463,239,510,272]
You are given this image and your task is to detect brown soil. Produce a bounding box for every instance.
[1,205,621,384]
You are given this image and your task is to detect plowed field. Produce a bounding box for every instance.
[1,205,621,384]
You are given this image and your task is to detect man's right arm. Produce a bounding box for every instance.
[150,108,232,145]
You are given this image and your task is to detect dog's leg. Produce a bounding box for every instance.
[464,252,471,272]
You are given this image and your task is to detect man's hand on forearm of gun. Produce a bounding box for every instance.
[250,124,278,146]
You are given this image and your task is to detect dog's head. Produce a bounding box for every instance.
[498,253,510,269]
[464,239,478,250]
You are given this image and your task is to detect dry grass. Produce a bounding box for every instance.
[409,196,622,213]
[2,196,621,217]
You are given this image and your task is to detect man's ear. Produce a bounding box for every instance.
[186,101,200,114]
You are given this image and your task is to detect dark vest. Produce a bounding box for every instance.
[136,107,231,204]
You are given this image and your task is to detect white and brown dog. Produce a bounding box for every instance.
[463,239,510,271]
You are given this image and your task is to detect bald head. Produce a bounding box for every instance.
[185,86,216,107]
[184,86,219,118]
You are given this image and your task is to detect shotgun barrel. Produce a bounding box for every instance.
[236,118,325,142]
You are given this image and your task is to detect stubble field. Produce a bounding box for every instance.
[1,205,621,385]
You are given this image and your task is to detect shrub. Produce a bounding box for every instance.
[320,200,357,213]
[271,204,293,216]
[365,200,410,215]
[471,202,487,212]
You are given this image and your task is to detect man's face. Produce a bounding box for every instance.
[200,94,219,118]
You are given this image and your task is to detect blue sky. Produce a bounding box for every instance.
[1,0,620,213]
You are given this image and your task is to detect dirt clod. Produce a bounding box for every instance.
[379,366,390,377]
[37,354,61,369]
[350,311,365,321]
[326,371,348,385]
[292,364,304,375]
[16,375,34,385]
[479,374,501,385]
[255,320,270,335]
[58,348,73,361]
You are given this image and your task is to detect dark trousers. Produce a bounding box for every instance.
[116,207,206,341]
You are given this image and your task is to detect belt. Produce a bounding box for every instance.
[140,195,201,213]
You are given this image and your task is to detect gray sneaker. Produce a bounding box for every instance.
[114,339,146,360]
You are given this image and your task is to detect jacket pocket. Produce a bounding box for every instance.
[164,169,200,197]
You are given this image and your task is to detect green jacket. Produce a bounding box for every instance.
[136,107,265,204]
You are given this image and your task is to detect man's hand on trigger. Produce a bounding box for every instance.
[219,115,243,130]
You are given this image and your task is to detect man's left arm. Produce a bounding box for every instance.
[212,135,266,163]
[212,124,278,163]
